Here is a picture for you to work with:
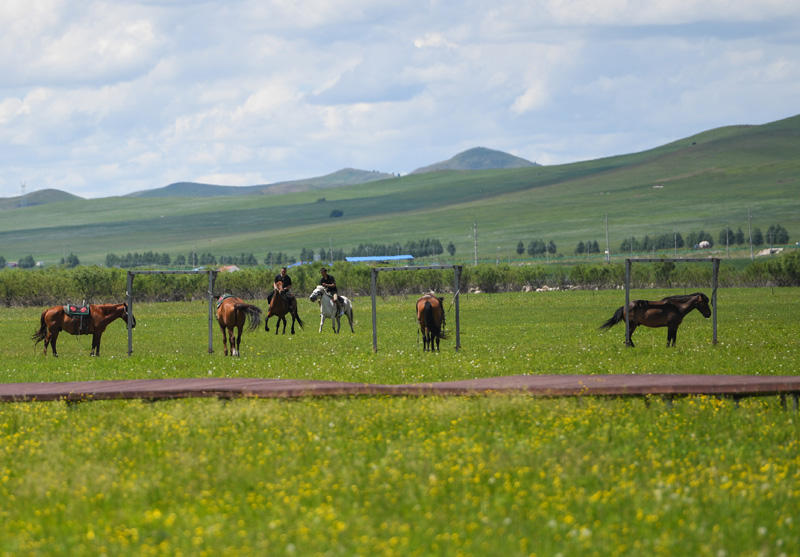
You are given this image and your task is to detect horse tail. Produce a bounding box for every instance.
[32,311,48,345]
[599,306,625,330]
[235,303,263,332]
[424,301,447,340]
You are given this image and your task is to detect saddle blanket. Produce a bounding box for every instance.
[64,304,90,317]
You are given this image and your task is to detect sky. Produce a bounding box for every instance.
[2,0,799,199]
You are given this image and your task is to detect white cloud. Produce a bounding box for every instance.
[1,0,799,198]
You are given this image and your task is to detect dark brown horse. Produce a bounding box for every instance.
[416,294,447,352]
[216,296,263,356]
[265,291,304,335]
[32,303,135,356]
[599,292,712,347]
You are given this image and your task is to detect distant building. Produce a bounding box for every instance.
[345,255,414,263]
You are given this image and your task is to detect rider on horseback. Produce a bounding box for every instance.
[268,267,295,310]
[320,267,343,316]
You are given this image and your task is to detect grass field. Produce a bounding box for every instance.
[1,289,799,555]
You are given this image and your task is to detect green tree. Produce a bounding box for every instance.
[447,242,456,256]
[752,228,764,247]
[718,227,734,246]
[18,255,36,269]
[516,241,524,255]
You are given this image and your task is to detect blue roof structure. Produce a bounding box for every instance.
[345,255,414,263]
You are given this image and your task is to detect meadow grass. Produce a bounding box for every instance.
[1,289,799,555]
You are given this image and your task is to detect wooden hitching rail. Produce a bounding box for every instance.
[1,375,799,406]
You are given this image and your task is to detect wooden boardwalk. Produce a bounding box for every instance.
[1,374,799,404]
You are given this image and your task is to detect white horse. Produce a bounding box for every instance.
[308,285,355,333]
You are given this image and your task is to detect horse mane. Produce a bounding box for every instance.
[660,292,708,304]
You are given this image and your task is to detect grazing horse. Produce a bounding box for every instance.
[416,294,447,352]
[308,285,354,333]
[32,303,135,357]
[599,292,712,347]
[265,290,304,335]
[216,296,263,356]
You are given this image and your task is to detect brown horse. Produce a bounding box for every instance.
[216,296,263,356]
[265,291,304,335]
[416,294,447,352]
[599,292,712,347]
[32,303,135,357]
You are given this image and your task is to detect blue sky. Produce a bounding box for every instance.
[2,0,799,199]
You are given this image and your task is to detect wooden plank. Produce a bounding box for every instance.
[1,375,799,403]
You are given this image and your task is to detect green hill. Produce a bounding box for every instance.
[410,147,538,174]
[1,115,798,267]
[0,189,83,211]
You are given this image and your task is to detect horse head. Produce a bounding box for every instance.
[123,303,137,329]
[695,293,712,318]
[309,285,324,302]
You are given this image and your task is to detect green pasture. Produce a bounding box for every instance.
[1,289,799,555]
[2,289,798,383]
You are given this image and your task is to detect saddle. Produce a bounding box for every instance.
[216,293,235,308]
[63,303,90,335]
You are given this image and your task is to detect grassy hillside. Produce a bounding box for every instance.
[0,188,82,211]
[410,146,539,173]
[1,115,798,266]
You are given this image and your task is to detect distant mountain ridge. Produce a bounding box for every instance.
[0,147,538,203]
[410,147,539,174]
[126,168,396,198]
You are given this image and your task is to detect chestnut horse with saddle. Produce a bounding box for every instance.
[32,302,135,356]
[416,294,447,352]
[216,294,263,356]
[599,292,711,347]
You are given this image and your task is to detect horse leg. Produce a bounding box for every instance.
[667,326,677,347]
[334,314,340,334]
[290,314,296,335]
[220,325,229,356]
[347,309,355,333]
[626,323,638,347]
[318,313,325,333]
[47,330,59,357]
[235,325,243,356]
[91,332,101,356]
[264,314,271,332]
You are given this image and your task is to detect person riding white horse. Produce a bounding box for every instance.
[309,284,354,333]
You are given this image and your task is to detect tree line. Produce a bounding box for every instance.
[581,224,791,255]
[2,252,799,307]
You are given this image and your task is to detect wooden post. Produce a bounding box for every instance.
[712,258,719,345]
[454,265,462,350]
[371,268,378,352]
[208,270,217,353]
[127,271,134,356]
[625,259,631,346]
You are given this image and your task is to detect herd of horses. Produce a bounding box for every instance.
[31,288,712,357]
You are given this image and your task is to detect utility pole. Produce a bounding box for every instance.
[748,208,754,260]
[473,222,478,266]
[605,213,610,263]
